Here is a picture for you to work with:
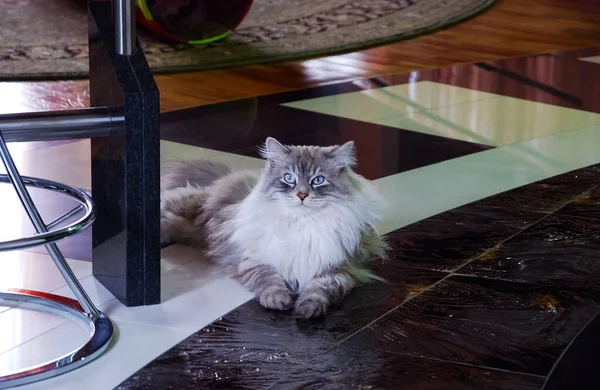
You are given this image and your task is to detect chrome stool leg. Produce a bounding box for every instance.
[0,132,99,317]
[0,130,113,388]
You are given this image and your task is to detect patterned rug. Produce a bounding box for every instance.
[0,0,497,80]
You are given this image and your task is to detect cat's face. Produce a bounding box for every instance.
[259,137,357,210]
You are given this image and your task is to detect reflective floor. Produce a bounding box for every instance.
[1,46,600,389]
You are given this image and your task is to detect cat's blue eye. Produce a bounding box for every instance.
[311,175,325,186]
[283,173,296,184]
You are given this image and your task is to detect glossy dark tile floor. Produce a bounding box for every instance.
[107,46,600,390]
[116,162,600,389]
[269,346,545,390]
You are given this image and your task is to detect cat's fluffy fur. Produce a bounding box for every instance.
[160,137,387,318]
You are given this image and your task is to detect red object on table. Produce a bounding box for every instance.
[136,0,254,44]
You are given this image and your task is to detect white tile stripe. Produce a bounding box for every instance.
[284,81,600,147]
[375,124,600,234]
[6,122,600,389]
[579,55,600,64]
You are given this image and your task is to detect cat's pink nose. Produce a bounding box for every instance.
[297,192,309,201]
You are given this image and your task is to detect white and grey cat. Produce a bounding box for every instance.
[160,137,387,318]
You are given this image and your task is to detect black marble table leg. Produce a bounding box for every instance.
[88,1,161,306]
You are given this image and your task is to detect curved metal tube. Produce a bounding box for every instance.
[0,175,95,252]
[114,0,136,56]
[0,290,113,389]
[0,107,123,142]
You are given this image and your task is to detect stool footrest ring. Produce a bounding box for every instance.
[0,289,113,389]
[0,175,95,252]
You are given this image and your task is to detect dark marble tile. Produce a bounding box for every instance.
[398,62,581,112]
[160,102,490,180]
[256,81,364,105]
[117,326,302,390]
[463,214,600,290]
[484,47,600,116]
[373,46,600,120]
[473,61,582,108]
[384,201,544,272]
[556,184,600,221]
[254,75,415,105]
[116,265,446,389]
[480,165,600,213]
[345,275,600,376]
[576,310,600,342]
[383,47,600,114]
[269,345,545,390]
[544,311,600,390]
[543,337,600,390]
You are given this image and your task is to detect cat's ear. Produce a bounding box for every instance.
[260,137,290,162]
[330,141,357,168]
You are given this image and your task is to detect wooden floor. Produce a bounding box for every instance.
[1,0,600,115]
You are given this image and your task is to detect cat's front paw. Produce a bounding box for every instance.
[295,297,328,319]
[258,286,294,311]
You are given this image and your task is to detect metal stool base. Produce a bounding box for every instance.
[0,289,113,389]
[0,129,110,387]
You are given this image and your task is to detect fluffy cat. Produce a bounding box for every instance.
[160,137,387,318]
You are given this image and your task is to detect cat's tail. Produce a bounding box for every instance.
[160,185,209,248]
[161,160,233,191]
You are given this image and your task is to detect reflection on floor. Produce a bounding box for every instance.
[2,46,600,389]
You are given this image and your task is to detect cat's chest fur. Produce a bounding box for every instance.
[229,191,361,289]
